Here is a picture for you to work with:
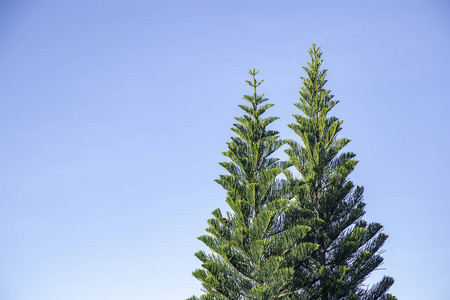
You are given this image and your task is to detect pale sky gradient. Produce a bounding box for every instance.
[1,1,449,299]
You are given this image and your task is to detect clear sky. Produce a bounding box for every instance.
[1,1,449,299]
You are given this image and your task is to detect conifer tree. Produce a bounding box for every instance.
[189,70,318,300]
[285,44,395,300]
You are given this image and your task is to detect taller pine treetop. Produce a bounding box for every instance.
[285,44,395,300]
[189,70,317,300]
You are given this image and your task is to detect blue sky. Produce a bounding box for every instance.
[0,1,449,299]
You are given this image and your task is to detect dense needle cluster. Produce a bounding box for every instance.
[189,45,395,300]
[285,45,395,300]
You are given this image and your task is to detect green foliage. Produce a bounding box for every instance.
[190,45,395,299]
[190,70,318,299]
[285,44,395,299]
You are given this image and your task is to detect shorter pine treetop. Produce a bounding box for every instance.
[189,70,318,300]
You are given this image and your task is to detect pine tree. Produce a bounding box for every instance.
[189,70,318,300]
[285,44,395,300]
